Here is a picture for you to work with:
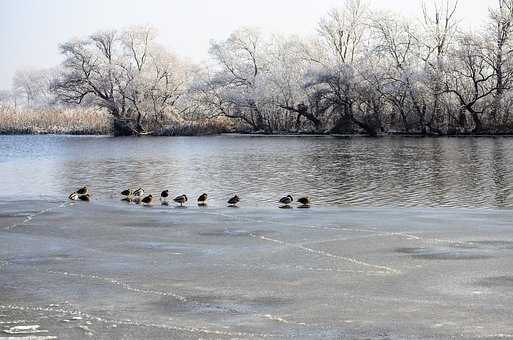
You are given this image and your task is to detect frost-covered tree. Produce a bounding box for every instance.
[418,0,459,132]
[12,0,513,135]
[52,26,188,135]
[13,68,56,108]
[205,27,273,132]
[485,0,513,129]
[444,34,496,132]
[305,0,379,134]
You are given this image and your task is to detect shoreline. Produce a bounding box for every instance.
[5,131,513,138]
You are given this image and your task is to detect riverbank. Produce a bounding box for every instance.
[1,198,513,339]
[5,107,513,137]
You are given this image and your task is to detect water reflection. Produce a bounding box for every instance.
[1,135,513,208]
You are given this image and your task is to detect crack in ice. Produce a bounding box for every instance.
[0,304,278,338]
[205,262,387,275]
[47,271,188,302]
[249,233,401,275]
[199,211,470,247]
[5,201,69,232]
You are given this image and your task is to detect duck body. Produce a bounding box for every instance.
[142,195,154,205]
[197,193,208,205]
[174,194,188,206]
[279,195,294,205]
[78,194,90,202]
[297,197,311,207]
[228,195,240,206]
[161,190,169,201]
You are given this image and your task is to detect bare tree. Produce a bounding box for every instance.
[12,68,55,108]
[52,26,187,135]
[372,14,431,133]
[419,0,459,132]
[207,28,272,131]
[445,34,496,133]
[486,0,513,128]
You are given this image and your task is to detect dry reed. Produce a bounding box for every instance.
[0,106,112,135]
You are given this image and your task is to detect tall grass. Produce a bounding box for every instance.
[155,117,234,136]
[0,106,234,136]
[0,106,112,135]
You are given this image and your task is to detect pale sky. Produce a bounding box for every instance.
[0,0,498,89]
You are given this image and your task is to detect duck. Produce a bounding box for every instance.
[78,194,90,202]
[141,194,154,205]
[161,190,170,202]
[68,192,79,201]
[76,186,88,195]
[197,193,208,206]
[174,194,188,207]
[121,189,132,197]
[133,188,144,197]
[279,195,294,205]
[297,196,311,208]
[228,195,240,207]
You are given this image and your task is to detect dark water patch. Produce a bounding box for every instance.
[189,293,292,307]
[118,220,183,229]
[395,247,492,260]
[197,228,267,237]
[476,276,513,288]
[8,254,74,266]
[470,240,513,249]
[150,293,292,316]
[126,242,195,254]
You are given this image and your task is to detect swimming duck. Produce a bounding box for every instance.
[78,194,90,202]
[279,195,294,205]
[174,194,188,206]
[77,186,88,195]
[197,193,208,205]
[297,197,311,208]
[142,194,154,205]
[228,195,240,206]
[68,192,79,201]
[161,190,170,201]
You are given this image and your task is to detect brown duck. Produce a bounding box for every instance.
[228,195,240,206]
[197,193,208,205]
[174,194,188,206]
[142,194,154,205]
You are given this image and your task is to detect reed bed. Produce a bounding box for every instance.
[156,117,234,136]
[0,106,112,135]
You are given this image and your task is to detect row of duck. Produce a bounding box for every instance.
[68,187,311,208]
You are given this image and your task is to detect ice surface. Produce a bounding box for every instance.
[1,198,513,339]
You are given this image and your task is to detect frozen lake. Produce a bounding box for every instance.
[1,199,513,339]
[1,135,513,339]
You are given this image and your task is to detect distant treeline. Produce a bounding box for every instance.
[3,0,513,136]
